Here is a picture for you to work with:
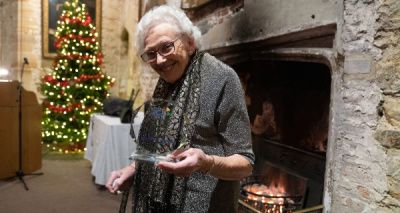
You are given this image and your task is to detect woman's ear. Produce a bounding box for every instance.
[187,37,196,55]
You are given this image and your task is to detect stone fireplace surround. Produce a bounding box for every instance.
[197,1,399,212]
[206,24,336,212]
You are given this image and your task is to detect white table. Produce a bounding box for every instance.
[84,112,143,185]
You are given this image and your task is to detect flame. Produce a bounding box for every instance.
[243,177,290,213]
[244,183,286,205]
[241,166,305,212]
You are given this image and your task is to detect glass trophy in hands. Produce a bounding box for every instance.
[129,98,179,164]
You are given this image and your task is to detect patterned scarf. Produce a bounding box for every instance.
[132,51,204,212]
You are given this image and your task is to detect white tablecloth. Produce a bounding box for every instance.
[84,112,143,185]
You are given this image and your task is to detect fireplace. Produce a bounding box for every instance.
[204,26,334,211]
[232,58,331,213]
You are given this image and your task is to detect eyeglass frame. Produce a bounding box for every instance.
[140,38,180,63]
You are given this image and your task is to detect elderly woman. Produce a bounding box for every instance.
[106,5,254,213]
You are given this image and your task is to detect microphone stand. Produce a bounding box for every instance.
[15,57,43,190]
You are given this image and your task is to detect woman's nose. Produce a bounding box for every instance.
[155,52,167,64]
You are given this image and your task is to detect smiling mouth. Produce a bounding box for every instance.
[160,62,175,72]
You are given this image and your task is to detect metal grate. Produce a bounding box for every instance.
[239,177,304,213]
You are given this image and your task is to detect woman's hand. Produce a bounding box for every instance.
[156,148,212,177]
[105,163,135,193]
[157,148,253,180]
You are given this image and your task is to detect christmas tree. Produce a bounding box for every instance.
[41,0,114,153]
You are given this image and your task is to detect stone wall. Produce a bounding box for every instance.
[328,0,400,212]
[0,0,45,98]
[21,0,43,97]
[374,0,400,211]
[101,0,142,99]
[104,0,158,105]
[0,0,19,80]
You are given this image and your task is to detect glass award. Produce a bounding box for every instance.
[129,98,176,164]
[129,151,175,164]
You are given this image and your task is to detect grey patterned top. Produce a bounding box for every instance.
[182,53,254,213]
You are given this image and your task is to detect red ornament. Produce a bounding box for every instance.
[54,40,61,49]
[44,75,54,82]
[82,15,92,26]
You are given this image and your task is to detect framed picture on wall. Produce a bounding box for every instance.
[42,0,101,58]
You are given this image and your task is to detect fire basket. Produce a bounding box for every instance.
[239,176,304,213]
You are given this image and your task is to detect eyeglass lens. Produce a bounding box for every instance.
[141,41,175,62]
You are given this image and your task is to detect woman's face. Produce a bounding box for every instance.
[143,23,195,83]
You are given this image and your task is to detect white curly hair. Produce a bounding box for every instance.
[135,5,202,54]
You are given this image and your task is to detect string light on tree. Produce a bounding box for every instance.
[41,0,115,153]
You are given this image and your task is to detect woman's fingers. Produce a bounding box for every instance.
[157,149,205,175]
[106,172,120,193]
[106,165,135,193]
[157,148,213,177]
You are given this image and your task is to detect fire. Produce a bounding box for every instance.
[243,183,289,213]
[240,167,305,212]
[244,184,286,204]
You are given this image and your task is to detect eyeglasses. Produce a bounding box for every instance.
[140,38,179,63]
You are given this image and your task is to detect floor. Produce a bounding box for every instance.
[0,153,131,213]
